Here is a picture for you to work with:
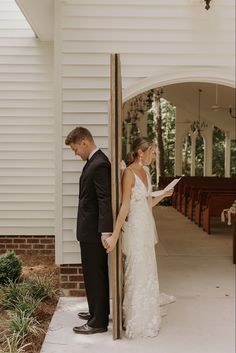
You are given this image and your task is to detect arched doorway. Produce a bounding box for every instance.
[122,78,235,180]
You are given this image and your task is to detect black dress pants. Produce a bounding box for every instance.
[80,241,110,328]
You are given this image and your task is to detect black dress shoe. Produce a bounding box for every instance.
[78,311,91,320]
[73,324,107,334]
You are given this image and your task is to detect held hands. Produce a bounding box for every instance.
[102,234,117,253]
[101,233,111,248]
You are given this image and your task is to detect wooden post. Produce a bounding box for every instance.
[109,53,123,339]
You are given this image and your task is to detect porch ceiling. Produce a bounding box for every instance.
[163,82,236,134]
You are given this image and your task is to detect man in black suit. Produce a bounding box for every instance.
[65,127,113,334]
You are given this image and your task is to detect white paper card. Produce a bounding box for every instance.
[151,178,181,197]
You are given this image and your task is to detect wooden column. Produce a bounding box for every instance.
[109,53,123,340]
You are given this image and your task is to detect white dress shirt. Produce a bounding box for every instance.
[88,146,99,160]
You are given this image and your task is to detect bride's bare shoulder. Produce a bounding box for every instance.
[124,166,135,175]
[122,167,135,184]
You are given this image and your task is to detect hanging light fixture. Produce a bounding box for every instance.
[125,94,148,128]
[125,93,148,145]
[190,89,208,136]
[204,0,211,10]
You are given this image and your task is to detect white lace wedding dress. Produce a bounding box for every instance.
[122,166,175,339]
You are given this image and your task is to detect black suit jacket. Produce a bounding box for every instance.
[77,149,113,242]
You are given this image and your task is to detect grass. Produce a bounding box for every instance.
[0,268,59,353]
[0,332,31,353]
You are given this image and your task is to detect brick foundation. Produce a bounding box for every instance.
[60,264,86,297]
[0,235,55,257]
[0,236,86,297]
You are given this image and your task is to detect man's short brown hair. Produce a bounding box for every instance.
[65,127,94,145]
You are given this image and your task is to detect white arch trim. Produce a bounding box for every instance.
[123,68,235,102]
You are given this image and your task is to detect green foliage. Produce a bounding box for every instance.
[0,252,22,285]
[195,135,204,176]
[25,274,59,301]
[1,275,58,312]
[0,274,59,353]
[160,98,176,176]
[212,126,225,176]
[1,280,27,311]
[182,133,191,176]
[8,310,43,339]
[0,281,42,320]
[230,139,236,176]
[0,333,31,353]
[147,97,176,179]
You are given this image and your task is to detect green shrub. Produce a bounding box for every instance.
[0,251,22,285]
[1,280,42,315]
[26,274,59,301]
[0,332,31,353]
[8,310,43,339]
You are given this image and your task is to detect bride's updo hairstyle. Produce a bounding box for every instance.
[126,137,153,166]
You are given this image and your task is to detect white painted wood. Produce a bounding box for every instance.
[0,0,54,236]
[16,0,54,41]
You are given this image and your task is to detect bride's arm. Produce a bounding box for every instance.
[151,189,174,208]
[103,169,134,253]
[145,167,174,208]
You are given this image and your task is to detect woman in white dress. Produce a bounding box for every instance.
[103,137,175,338]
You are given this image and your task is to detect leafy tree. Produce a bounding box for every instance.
[195,134,204,176]
[182,133,191,176]
[161,98,176,176]
[230,139,236,176]
[212,126,225,176]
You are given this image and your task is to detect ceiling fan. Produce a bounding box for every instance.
[211,84,228,112]
[211,84,221,111]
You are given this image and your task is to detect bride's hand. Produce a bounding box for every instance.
[103,235,117,253]
[164,188,174,198]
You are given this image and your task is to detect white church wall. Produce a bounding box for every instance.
[0,0,54,235]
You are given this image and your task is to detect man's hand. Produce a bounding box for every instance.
[101,233,112,248]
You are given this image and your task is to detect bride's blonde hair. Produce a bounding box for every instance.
[126,137,153,166]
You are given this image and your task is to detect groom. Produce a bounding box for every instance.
[65,127,113,334]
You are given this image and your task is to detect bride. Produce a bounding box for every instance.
[103,137,176,339]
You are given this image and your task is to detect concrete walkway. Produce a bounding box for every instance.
[41,207,235,353]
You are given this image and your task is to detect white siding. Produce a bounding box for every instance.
[0,0,54,236]
[55,0,235,264]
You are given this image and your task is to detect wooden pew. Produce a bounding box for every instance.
[180,177,236,215]
[176,176,221,213]
[202,193,236,234]
[188,184,236,222]
[195,189,236,227]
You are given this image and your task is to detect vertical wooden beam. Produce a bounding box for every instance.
[109,53,123,340]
